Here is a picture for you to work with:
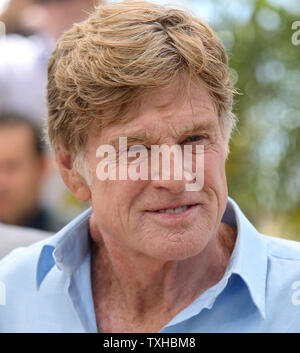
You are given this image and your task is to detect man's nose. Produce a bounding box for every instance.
[150,147,188,194]
[151,177,187,194]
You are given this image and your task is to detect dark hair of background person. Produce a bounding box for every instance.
[0,112,65,232]
[0,113,46,156]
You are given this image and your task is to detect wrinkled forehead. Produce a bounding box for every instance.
[142,78,215,112]
[90,79,218,144]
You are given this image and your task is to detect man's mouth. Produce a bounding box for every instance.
[155,205,191,214]
[147,203,200,214]
[144,203,201,223]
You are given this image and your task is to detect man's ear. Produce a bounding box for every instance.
[55,145,91,202]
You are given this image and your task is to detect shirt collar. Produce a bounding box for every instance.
[36,207,92,289]
[36,198,268,319]
[222,197,268,319]
[163,197,268,329]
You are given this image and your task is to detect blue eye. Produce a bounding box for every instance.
[186,135,204,143]
[129,145,147,152]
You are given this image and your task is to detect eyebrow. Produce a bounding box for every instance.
[177,119,218,137]
[107,118,218,147]
[108,131,160,148]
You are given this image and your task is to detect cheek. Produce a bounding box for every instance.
[89,179,150,245]
[90,178,148,221]
[203,151,226,185]
[202,152,228,219]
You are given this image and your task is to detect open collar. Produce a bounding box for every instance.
[36,198,268,319]
[224,198,268,319]
[36,208,92,289]
[164,198,268,328]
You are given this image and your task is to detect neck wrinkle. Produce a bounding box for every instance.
[90,221,237,319]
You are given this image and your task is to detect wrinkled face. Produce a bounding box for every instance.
[0,125,44,225]
[85,81,229,261]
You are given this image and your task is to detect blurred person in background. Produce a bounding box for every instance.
[0,0,97,122]
[0,0,97,228]
[0,113,63,232]
[0,0,35,36]
[0,222,51,259]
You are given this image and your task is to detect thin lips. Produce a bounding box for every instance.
[147,202,200,212]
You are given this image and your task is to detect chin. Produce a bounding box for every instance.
[148,237,208,262]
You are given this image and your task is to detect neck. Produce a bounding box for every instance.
[90,218,236,319]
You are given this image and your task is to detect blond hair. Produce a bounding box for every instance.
[47,0,237,156]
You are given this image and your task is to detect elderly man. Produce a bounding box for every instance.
[1,1,300,333]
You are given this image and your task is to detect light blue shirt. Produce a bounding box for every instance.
[1,197,300,333]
